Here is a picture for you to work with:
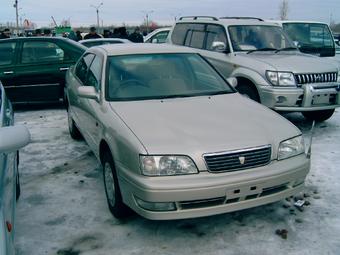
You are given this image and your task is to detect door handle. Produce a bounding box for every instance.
[59,67,69,71]
[3,71,14,75]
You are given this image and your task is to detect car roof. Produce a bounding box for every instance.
[0,36,86,49]
[176,17,280,27]
[97,43,196,56]
[79,38,131,44]
[269,20,330,25]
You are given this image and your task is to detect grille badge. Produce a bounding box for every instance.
[239,156,245,165]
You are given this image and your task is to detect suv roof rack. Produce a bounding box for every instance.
[220,17,264,21]
[179,16,219,21]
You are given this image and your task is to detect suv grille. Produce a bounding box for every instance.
[204,145,271,172]
[295,72,337,85]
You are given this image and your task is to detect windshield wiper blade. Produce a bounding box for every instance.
[159,94,194,99]
[275,47,297,53]
[247,48,277,54]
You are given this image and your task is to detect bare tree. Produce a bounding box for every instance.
[279,0,289,20]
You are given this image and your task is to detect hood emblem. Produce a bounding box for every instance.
[239,156,245,165]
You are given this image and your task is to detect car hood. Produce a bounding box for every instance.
[235,51,339,73]
[109,94,300,156]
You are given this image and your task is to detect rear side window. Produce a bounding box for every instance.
[75,54,95,84]
[21,41,66,64]
[171,23,190,45]
[0,42,16,66]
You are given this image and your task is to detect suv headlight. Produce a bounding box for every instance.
[140,155,198,176]
[266,71,296,86]
[278,136,305,160]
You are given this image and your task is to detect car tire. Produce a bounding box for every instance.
[302,109,335,122]
[236,84,260,102]
[102,152,131,219]
[67,109,82,140]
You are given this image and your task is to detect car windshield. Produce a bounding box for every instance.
[106,53,234,101]
[228,25,295,52]
[282,23,335,56]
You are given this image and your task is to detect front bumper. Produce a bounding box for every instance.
[117,154,310,220]
[260,83,340,111]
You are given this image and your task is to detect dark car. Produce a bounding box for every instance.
[0,37,86,103]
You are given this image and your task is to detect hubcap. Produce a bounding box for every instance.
[104,162,115,206]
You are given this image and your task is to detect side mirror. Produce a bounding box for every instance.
[212,41,227,52]
[151,38,159,44]
[0,125,30,153]
[226,77,238,88]
[77,86,99,101]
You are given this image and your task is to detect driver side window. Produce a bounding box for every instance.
[75,54,95,84]
[86,56,102,91]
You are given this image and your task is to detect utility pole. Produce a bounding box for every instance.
[13,0,19,34]
[142,10,154,34]
[91,2,103,33]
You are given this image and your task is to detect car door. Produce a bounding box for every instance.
[67,53,96,146]
[7,39,70,102]
[0,41,18,92]
[77,54,104,153]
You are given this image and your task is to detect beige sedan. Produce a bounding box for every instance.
[65,44,310,220]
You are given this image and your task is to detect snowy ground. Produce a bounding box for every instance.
[13,106,340,255]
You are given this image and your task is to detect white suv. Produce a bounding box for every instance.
[168,16,340,121]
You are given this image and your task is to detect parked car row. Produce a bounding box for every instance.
[0,16,339,251]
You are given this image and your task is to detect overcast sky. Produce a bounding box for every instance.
[1,0,339,27]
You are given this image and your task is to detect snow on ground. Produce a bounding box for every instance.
[13,106,340,255]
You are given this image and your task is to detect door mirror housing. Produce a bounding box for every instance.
[212,41,228,52]
[226,77,238,88]
[151,38,159,43]
[0,125,30,153]
[77,86,99,101]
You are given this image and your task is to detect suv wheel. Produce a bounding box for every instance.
[236,84,260,102]
[67,109,82,140]
[302,109,335,122]
[102,152,131,219]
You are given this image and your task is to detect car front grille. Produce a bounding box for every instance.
[294,72,337,85]
[204,145,271,172]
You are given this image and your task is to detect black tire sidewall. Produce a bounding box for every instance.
[102,152,129,218]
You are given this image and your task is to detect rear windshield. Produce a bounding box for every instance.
[106,53,234,101]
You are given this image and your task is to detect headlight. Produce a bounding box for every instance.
[140,155,198,176]
[266,71,296,86]
[337,71,340,83]
[278,136,305,160]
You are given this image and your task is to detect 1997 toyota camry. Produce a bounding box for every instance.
[65,44,310,220]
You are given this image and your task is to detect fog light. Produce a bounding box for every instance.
[135,197,176,211]
[276,96,287,103]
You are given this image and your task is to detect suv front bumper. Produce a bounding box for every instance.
[117,155,310,220]
[260,83,340,111]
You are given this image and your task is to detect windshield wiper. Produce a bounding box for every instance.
[275,47,297,53]
[247,48,277,54]
[159,94,195,100]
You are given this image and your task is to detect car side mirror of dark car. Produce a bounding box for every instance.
[77,86,99,101]
[0,126,30,153]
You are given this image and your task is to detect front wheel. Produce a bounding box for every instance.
[236,84,260,102]
[102,152,131,219]
[302,109,335,122]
